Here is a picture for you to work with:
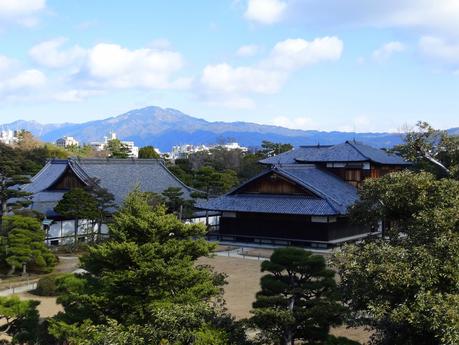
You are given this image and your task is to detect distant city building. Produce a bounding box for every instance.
[90,132,139,158]
[56,136,79,148]
[169,142,247,159]
[0,129,20,145]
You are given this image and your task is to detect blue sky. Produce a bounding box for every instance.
[0,0,458,132]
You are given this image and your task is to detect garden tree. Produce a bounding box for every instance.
[260,141,293,158]
[393,121,459,178]
[106,138,130,158]
[54,188,98,244]
[0,143,31,234]
[14,130,42,150]
[194,166,238,198]
[0,296,41,344]
[249,248,344,345]
[1,216,56,275]
[333,171,459,345]
[52,189,249,344]
[138,145,160,159]
[349,170,459,246]
[84,178,116,242]
[161,187,194,219]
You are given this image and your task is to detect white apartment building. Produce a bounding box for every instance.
[0,129,20,145]
[56,136,79,148]
[90,132,139,158]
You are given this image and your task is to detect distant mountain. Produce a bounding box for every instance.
[0,106,443,151]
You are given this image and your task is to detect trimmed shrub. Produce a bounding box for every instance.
[34,273,70,296]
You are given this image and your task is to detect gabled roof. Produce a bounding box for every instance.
[260,141,409,166]
[21,158,196,217]
[198,165,358,216]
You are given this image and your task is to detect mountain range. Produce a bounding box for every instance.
[2,106,457,151]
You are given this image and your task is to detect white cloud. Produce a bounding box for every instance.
[372,41,405,61]
[84,43,186,89]
[419,36,459,65]
[29,37,86,69]
[245,0,286,24]
[267,37,343,70]
[53,89,103,102]
[236,44,260,57]
[0,0,46,26]
[198,36,343,108]
[271,116,314,130]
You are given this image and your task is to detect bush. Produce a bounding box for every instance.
[326,335,361,345]
[34,274,70,296]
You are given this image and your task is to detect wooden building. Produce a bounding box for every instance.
[198,141,410,248]
[20,158,197,245]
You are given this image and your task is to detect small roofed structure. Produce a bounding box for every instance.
[198,141,410,248]
[20,158,197,245]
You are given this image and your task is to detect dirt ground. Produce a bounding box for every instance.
[199,255,371,344]
[17,292,64,318]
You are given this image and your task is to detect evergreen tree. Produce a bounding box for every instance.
[249,247,343,345]
[51,189,248,344]
[333,171,459,344]
[0,143,31,234]
[0,295,41,344]
[106,139,130,158]
[138,145,160,159]
[54,188,98,244]
[1,216,56,275]
[161,187,194,219]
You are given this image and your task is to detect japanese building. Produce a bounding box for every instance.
[198,141,410,248]
[20,158,197,245]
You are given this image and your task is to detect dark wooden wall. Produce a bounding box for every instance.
[48,168,85,190]
[219,213,367,242]
[238,172,314,195]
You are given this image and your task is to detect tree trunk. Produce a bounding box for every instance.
[8,264,15,276]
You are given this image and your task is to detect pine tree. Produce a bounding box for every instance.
[1,216,56,275]
[249,247,344,345]
[54,188,98,245]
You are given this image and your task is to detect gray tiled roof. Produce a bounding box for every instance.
[260,141,409,165]
[198,165,358,216]
[21,158,196,216]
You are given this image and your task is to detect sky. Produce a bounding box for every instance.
[0,0,458,132]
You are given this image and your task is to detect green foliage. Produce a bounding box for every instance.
[325,335,361,345]
[138,145,160,159]
[194,166,239,197]
[161,187,195,219]
[0,295,40,344]
[52,189,248,344]
[349,170,459,245]
[54,188,99,244]
[249,247,344,345]
[106,139,130,158]
[334,171,459,345]
[1,216,56,275]
[393,121,459,178]
[260,140,293,157]
[34,273,71,296]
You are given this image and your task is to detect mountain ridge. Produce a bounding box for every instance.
[2,106,456,151]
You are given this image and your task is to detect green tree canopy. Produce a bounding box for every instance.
[393,121,459,178]
[106,139,130,158]
[138,145,160,159]
[1,215,56,275]
[54,188,98,244]
[52,189,247,344]
[249,247,344,345]
[334,171,459,345]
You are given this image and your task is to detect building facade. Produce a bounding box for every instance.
[198,141,410,248]
[56,136,79,148]
[20,158,197,245]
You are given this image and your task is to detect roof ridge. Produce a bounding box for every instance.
[346,140,371,161]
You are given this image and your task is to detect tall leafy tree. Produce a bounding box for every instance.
[1,216,56,275]
[0,296,41,344]
[260,141,293,158]
[333,171,459,345]
[52,189,248,344]
[107,139,130,158]
[54,188,98,244]
[0,143,31,234]
[85,178,116,242]
[249,247,343,345]
[393,121,459,178]
[161,187,194,219]
[138,145,160,159]
[194,166,238,198]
